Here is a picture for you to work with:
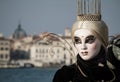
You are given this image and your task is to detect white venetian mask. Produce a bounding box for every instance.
[74,29,102,60]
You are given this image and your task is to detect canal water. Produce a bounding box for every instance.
[0,67,58,82]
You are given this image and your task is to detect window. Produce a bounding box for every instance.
[36,49,38,53]
[64,54,66,59]
[5,47,9,51]
[63,47,66,51]
[57,49,59,53]
[0,42,3,45]
[46,49,48,53]
[1,47,4,50]
[0,54,3,58]
[70,47,72,50]
[5,54,8,59]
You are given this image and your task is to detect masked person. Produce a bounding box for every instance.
[53,0,119,81]
[53,20,116,82]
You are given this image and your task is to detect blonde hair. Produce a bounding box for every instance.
[71,20,108,48]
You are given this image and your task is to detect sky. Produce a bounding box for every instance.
[0,0,120,38]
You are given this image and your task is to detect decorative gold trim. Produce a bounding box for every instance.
[77,14,101,21]
[75,63,88,77]
[98,62,104,67]
[109,69,116,82]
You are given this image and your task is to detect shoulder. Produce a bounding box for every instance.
[53,64,76,82]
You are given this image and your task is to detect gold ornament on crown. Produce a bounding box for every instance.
[77,0,101,21]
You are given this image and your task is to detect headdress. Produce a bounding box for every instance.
[77,0,101,21]
[72,0,108,47]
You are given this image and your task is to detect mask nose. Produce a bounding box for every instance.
[81,43,87,50]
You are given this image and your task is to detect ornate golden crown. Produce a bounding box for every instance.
[77,0,101,21]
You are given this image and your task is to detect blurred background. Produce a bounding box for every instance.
[0,0,120,38]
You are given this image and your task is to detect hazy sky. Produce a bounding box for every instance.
[0,0,120,38]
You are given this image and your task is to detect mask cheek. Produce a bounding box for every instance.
[92,39,101,51]
[92,44,98,50]
[91,44,101,56]
[75,44,81,54]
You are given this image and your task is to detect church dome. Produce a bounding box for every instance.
[13,23,27,39]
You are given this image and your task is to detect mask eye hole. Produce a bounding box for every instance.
[85,35,96,44]
[74,37,81,44]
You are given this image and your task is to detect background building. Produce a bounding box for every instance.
[0,34,11,67]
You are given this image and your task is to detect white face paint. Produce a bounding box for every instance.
[74,29,102,60]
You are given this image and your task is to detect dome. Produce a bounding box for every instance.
[13,23,27,39]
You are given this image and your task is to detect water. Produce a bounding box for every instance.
[0,67,58,82]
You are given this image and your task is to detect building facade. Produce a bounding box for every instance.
[0,27,77,68]
[0,35,11,67]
